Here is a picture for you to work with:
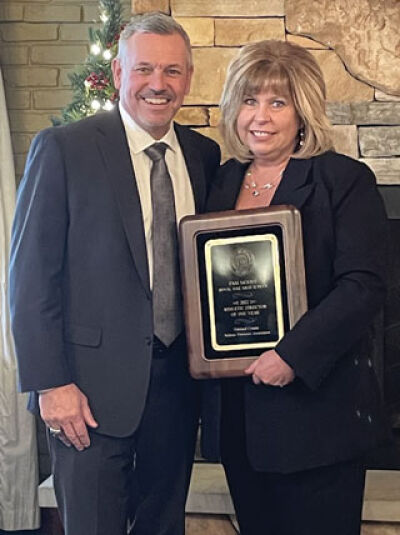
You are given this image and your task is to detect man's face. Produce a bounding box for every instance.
[112,32,193,139]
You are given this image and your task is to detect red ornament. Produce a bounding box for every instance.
[85,71,111,90]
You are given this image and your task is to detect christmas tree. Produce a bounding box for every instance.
[53,0,126,125]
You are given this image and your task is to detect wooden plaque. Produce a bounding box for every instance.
[179,205,308,378]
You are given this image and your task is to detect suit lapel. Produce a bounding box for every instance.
[174,123,206,213]
[205,159,247,213]
[95,109,151,298]
[225,162,248,210]
[271,157,314,210]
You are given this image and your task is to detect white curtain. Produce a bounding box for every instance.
[0,68,39,530]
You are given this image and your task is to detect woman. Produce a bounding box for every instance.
[204,40,391,535]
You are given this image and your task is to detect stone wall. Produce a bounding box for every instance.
[0,0,399,181]
[141,0,399,184]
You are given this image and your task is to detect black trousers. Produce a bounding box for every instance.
[221,379,366,535]
[49,342,199,535]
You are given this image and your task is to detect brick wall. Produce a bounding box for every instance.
[0,0,131,181]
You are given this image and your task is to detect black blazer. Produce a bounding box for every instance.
[203,151,391,473]
[10,108,220,437]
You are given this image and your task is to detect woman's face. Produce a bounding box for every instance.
[236,89,301,165]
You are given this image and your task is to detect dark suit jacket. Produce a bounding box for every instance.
[203,151,391,473]
[9,108,220,437]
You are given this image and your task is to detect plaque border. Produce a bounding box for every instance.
[179,205,308,379]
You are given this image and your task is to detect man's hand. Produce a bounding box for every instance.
[39,383,98,451]
[245,350,295,387]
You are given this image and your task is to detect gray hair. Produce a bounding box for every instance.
[117,12,192,67]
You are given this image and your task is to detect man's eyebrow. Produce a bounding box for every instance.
[133,61,183,69]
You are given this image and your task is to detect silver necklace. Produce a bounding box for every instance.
[244,166,285,197]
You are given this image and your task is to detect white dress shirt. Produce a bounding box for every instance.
[119,103,195,287]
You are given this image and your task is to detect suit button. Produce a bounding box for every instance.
[356,409,361,418]
[367,414,373,423]
[145,336,152,346]
[354,357,359,366]
[367,359,373,368]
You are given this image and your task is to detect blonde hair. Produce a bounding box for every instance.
[220,40,334,162]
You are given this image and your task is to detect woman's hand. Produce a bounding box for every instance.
[245,350,295,387]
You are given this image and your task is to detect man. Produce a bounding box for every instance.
[9,12,220,535]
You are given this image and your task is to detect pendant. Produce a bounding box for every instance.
[252,190,260,197]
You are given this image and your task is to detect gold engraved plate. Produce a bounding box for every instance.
[205,235,284,352]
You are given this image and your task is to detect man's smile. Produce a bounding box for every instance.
[141,96,171,105]
[139,92,174,107]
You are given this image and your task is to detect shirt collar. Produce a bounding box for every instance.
[119,102,178,155]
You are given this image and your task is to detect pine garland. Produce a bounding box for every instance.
[52,0,126,125]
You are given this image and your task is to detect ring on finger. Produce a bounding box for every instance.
[48,426,62,436]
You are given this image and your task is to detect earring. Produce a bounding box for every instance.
[299,128,305,147]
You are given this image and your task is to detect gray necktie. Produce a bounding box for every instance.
[145,142,183,347]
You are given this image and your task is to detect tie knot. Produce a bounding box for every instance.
[145,142,168,162]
